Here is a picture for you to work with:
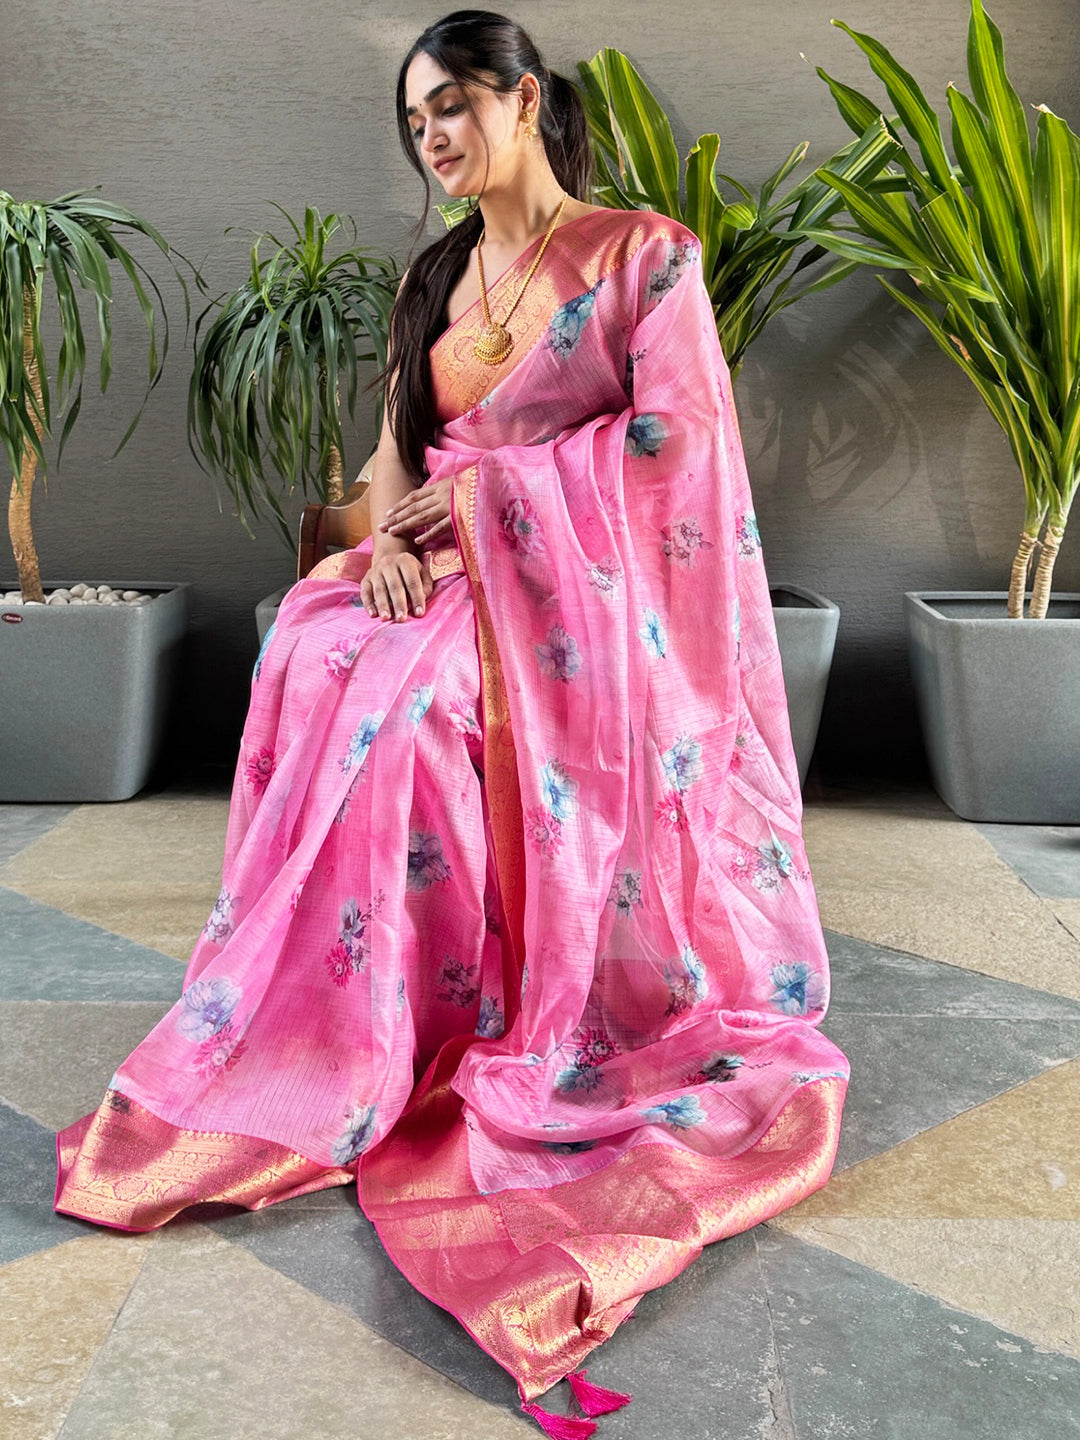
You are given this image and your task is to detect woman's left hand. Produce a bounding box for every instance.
[378,478,453,546]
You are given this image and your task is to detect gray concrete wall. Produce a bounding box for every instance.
[3,0,1077,779]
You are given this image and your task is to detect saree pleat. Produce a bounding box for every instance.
[56,208,847,1409]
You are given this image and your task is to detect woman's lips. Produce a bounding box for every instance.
[434,156,461,173]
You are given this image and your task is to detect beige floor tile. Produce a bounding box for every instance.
[0,1001,171,1130]
[785,1057,1080,1221]
[58,1225,532,1440]
[802,792,1080,999]
[1050,899,1080,943]
[0,795,227,960]
[0,1232,151,1440]
[769,1217,1080,1360]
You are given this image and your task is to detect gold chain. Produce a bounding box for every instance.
[474,194,568,365]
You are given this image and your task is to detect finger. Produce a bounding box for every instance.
[359,577,377,618]
[386,501,438,535]
[386,563,415,622]
[371,572,394,621]
[415,515,452,545]
[402,561,428,617]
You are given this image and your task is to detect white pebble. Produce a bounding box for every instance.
[121,589,141,601]
[52,588,71,599]
[46,594,69,605]
[68,597,86,605]
[131,595,152,606]
[99,593,119,605]
[70,583,88,597]
[3,591,22,603]
[96,584,114,596]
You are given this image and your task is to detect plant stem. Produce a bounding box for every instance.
[1007,528,1039,618]
[1028,520,1065,619]
[327,441,344,503]
[8,285,45,604]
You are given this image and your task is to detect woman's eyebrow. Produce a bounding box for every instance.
[406,81,458,117]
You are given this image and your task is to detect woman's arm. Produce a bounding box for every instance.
[360,395,434,621]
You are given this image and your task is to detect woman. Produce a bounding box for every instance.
[55,11,848,1434]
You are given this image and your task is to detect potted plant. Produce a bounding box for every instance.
[188,205,399,639]
[0,188,191,802]
[803,0,1079,821]
[576,52,901,786]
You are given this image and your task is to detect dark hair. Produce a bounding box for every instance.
[383,10,593,481]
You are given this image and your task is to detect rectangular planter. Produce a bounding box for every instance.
[0,583,191,802]
[770,585,840,790]
[905,591,1080,823]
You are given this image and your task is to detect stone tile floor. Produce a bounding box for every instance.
[1,776,1078,1439]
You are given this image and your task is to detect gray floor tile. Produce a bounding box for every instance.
[0,886,183,1001]
[757,1227,1080,1440]
[210,1204,788,1439]
[0,1200,87,1267]
[0,802,74,865]
[821,1014,1080,1171]
[975,822,1080,898]
[825,928,1080,1018]
[0,1102,86,1264]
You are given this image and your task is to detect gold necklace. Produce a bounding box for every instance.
[473,194,568,365]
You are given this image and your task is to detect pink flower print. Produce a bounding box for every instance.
[555,1025,622,1093]
[203,888,238,944]
[728,846,758,883]
[660,516,713,566]
[736,511,762,557]
[324,635,362,680]
[245,745,275,794]
[325,941,354,988]
[447,699,482,739]
[195,1019,247,1076]
[654,790,688,832]
[498,496,543,554]
[462,397,490,426]
[525,807,564,858]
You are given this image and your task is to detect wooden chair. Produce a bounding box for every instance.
[296,453,376,580]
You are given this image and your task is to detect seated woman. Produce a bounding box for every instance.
[55,10,848,1433]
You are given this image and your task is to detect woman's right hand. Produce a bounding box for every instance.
[361,548,434,622]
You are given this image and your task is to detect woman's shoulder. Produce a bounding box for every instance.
[570,206,699,265]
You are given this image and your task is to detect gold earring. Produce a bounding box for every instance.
[522,110,538,139]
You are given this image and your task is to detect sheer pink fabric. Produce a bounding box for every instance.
[56,209,847,1410]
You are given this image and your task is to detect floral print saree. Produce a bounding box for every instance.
[55,209,848,1428]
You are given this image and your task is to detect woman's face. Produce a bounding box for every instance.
[404,51,526,199]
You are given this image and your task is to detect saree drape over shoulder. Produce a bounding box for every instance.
[56,209,848,1419]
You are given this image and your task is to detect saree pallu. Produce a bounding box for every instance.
[56,209,848,1424]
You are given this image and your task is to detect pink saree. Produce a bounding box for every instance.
[56,209,847,1430]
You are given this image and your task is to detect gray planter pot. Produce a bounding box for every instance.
[256,582,840,792]
[0,583,191,802]
[905,590,1080,823]
[255,585,290,644]
[770,585,841,789]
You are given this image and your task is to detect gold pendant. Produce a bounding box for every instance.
[473,322,513,366]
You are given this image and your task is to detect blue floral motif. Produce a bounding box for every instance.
[396,975,406,1019]
[406,830,452,891]
[253,622,276,681]
[662,734,704,793]
[644,239,701,306]
[642,1094,706,1130]
[437,956,479,1006]
[331,1102,378,1165]
[626,413,667,458]
[736,510,762,557]
[770,962,826,1016]
[545,281,603,358]
[536,624,583,682]
[540,759,578,824]
[407,684,435,725]
[694,1052,745,1084]
[340,711,384,774]
[639,607,667,659]
[177,977,241,1043]
[476,996,504,1038]
[665,943,709,1016]
[608,868,643,915]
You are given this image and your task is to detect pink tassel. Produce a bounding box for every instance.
[521,1400,597,1439]
[567,1368,633,1417]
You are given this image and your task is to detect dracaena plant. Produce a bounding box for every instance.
[438,50,900,380]
[575,49,902,378]
[0,188,179,603]
[803,0,1079,618]
[189,205,400,547]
